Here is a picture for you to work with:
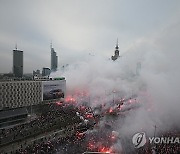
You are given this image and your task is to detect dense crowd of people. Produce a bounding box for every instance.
[137,142,180,154]
[1,102,180,154]
[137,131,180,154]
[9,129,87,154]
[0,103,82,147]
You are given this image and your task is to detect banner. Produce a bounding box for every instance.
[42,80,66,101]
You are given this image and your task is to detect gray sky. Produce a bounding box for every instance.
[0,0,180,73]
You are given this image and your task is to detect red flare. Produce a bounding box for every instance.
[99,147,112,153]
[109,107,113,113]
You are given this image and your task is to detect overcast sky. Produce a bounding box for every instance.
[0,0,180,73]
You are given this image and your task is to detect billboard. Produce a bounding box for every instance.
[42,80,66,101]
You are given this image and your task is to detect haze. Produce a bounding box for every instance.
[0,0,180,73]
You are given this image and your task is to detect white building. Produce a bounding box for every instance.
[0,78,66,109]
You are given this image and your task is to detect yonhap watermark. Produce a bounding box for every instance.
[149,136,180,144]
[132,132,180,148]
[132,132,146,148]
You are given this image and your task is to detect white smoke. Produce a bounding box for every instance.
[51,20,180,139]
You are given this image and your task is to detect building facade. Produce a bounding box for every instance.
[0,78,66,109]
[42,67,51,76]
[13,49,23,77]
[0,81,42,109]
[51,47,58,72]
[33,69,41,76]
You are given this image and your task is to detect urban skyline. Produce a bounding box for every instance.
[1,39,119,75]
[0,0,180,73]
[0,43,58,75]
[0,1,180,153]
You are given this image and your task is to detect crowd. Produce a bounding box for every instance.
[137,142,180,154]
[10,132,87,154]
[2,102,180,154]
[0,103,82,147]
[0,119,93,154]
[137,131,180,154]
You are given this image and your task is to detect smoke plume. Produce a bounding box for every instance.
[52,20,180,139]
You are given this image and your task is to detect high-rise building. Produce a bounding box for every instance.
[51,43,58,72]
[13,48,23,78]
[42,67,51,76]
[111,39,120,61]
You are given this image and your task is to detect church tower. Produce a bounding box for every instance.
[111,39,120,61]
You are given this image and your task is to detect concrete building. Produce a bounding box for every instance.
[51,43,58,72]
[0,81,42,109]
[111,39,120,61]
[33,69,41,77]
[13,49,23,77]
[42,67,51,76]
[0,78,66,109]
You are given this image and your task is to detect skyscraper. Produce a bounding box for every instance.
[51,43,58,72]
[111,39,120,61]
[13,47,23,78]
[42,67,51,76]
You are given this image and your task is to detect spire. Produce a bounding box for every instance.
[15,43,17,50]
[50,40,53,49]
[115,38,119,49]
[116,38,118,47]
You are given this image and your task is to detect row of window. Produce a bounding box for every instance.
[0,91,41,95]
[1,94,41,98]
[1,96,41,100]
[0,86,41,89]
[0,83,41,89]
[0,82,41,85]
[1,100,40,108]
